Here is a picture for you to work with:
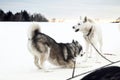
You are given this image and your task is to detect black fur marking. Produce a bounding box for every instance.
[34,29,39,35]
[79,46,82,54]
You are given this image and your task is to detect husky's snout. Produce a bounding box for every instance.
[75,29,79,32]
[72,26,79,32]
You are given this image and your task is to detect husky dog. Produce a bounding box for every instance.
[28,24,83,70]
[73,17,103,59]
[118,23,120,31]
[81,66,120,80]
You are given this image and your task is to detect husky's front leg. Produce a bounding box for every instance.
[84,41,90,61]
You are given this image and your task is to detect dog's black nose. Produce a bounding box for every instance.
[80,54,83,56]
[73,26,75,29]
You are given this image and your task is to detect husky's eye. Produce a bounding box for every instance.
[78,23,80,25]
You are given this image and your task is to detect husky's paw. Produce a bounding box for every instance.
[42,66,53,72]
[88,56,92,59]
[43,69,53,72]
[37,66,42,69]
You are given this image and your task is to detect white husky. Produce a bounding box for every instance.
[119,23,120,31]
[73,17,103,59]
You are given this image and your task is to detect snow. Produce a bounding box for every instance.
[0,22,120,80]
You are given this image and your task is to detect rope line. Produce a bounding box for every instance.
[72,60,76,78]
[88,37,113,63]
[67,36,118,80]
[66,60,120,80]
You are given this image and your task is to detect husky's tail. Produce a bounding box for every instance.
[28,23,41,39]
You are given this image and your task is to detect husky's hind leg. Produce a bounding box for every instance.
[83,40,90,61]
[40,47,51,71]
[34,56,41,69]
[99,37,103,54]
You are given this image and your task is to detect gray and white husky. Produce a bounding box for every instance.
[73,17,103,59]
[28,24,83,71]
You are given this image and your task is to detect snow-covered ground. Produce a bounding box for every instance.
[0,22,120,80]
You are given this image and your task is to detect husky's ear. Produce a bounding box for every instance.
[80,16,82,20]
[72,40,75,43]
[84,16,87,22]
[74,41,78,45]
[75,41,78,44]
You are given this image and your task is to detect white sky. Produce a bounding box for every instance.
[0,0,120,19]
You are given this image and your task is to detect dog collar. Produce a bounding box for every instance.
[86,26,93,36]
